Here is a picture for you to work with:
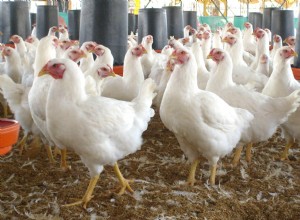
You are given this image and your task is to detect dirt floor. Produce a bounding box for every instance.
[1,109,300,220]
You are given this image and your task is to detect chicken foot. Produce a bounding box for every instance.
[280,140,293,161]
[15,133,29,155]
[245,143,253,162]
[62,174,100,209]
[232,145,243,167]
[113,162,134,195]
[1,101,8,118]
[187,159,200,186]
[209,164,217,185]
[60,148,71,171]
[46,145,55,163]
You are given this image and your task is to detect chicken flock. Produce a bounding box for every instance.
[0,21,299,209]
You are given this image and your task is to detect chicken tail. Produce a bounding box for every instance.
[133,78,157,106]
[132,78,157,121]
[0,74,26,113]
[275,89,300,124]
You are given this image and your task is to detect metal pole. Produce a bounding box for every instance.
[210,0,228,22]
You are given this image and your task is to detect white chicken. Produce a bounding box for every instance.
[190,38,210,89]
[243,22,256,56]
[39,58,156,208]
[79,41,97,73]
[206,48,300,165]
[28,35,59,164]
[283,36,296,65]
[62,48,86,64]
[25,35,40,48]
[1,46,23,83]
[223,34,268,92]
[262,46,300,160]
[84,44,114,86]
[58,24,69,40]
[153,58,175,108]
[256,54,270,77]
[212,28,223,49]
[100,44,146,101]
[270,34,282,61]
[140,35,160,78]
[10,35,36,70]
[148,45,174,87]
[0,74,42,155]
[250,28,271,71]
[48,26,58,36]
[159,47,253,185]
[92,44,114,68]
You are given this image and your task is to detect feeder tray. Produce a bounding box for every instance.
[0,118,20,155]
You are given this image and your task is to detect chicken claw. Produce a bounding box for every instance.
[63,175,99,209]
[60,148,71,171]
[245,143,253,162]
[186,159,200,186]
[46,145,55,163]
[280,140,293,161]
[232,145,243,167]
[113,162,134,195]
[209,164,217,185]
[15,133,29,155]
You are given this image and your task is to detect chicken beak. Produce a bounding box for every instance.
[169,54,177,60]
[80,50,87,58]
[207,54,213,59]
[142,46,147,54]
[38,65,49,77]
[109,71,117,77]
[292,50,298,57]
[221,37,228,43]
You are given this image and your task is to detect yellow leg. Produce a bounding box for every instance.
[209,164,217,185]
[15,133,28,155]
[113,162,134,195]
[46,145,55,163]
[246,143,253,163]
[187,159,200,186]
[27,135,42,159]
[53,146,61,157]
[2,102,8,118]
[62,174,100,209]
[281,140,293,161]
[60,149,71,171]
[232,145,243,167]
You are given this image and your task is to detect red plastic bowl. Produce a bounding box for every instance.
[292,67,300,80]
[0,119,20,155]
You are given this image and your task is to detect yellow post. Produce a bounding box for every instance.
[134,0,140,15]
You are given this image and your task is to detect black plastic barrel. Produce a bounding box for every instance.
[135,15,138,33]
[271,10,294,45]
[30,13,37,28]
[138,8,168,50]
[68,10,81,40]
[80,0,127,65]
[248,12,263,30]
[36,6,59,39]
[128,13,136,34]
[0,1,31,43]
[183,11,197,29]
[294,10,300,67]
[263,7,279,30]
[163,6,183,39]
